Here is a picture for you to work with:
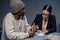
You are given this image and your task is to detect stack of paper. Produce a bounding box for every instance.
[36,30,45,36]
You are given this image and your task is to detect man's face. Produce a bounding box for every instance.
[17,8,26,16]
[42,10,49,19]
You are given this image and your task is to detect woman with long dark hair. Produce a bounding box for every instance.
[32,4,56,34]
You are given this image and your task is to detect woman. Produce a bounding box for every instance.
[32,4,56,34]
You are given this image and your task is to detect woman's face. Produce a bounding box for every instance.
[42,10,49,19]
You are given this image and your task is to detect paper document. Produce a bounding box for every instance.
[36,30,45,36]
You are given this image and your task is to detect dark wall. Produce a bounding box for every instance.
[0,0,60,39]
[0,0,10,39]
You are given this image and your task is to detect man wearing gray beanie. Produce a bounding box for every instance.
[1,0,37,40]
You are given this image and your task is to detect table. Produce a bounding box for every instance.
[25,32,60,40]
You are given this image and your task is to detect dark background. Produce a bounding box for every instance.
[0,0,60,39]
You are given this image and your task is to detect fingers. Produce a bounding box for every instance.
[42,29,48,33]
[35,25,39,30]
[32,23,35,26]
[32,27,34,32]
[32,23,35,31]
[30,28,34,32]
[32,23,35,28]
[32,23,39,31]
[28,30,34,37]
[29,28,32,31]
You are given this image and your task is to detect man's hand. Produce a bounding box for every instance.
[28,28,35,37]
[28,23,39,37]
[32,23,39,32]
[41,29,48,33]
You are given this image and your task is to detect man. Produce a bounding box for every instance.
[1,0,37,40]
[32,4,56,34]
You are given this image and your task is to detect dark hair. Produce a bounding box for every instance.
[42,4,52,14]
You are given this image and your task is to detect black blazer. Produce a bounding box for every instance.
[32,14,56,34]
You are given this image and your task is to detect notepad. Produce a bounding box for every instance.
[36,33,45,36]
[36,30,45,36]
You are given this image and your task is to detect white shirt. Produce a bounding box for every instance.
[1,12,31,40]
[42,19,48,29]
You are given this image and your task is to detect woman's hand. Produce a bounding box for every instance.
[28,23,39,37]
[32,23,39,32]
[42,29,48,33]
